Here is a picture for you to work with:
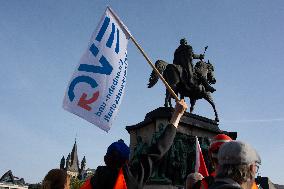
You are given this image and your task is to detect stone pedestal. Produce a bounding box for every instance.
[126,107,237,188]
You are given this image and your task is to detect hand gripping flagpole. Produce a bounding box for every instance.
[107,6,179,102]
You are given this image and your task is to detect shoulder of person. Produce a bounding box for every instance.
[204,175,215,186]
[96,165,107,171]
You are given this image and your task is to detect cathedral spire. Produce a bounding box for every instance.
[69,138,79,173]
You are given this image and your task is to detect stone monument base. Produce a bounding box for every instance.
[126,107,237,188]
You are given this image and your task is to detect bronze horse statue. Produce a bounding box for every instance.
[148,59,219,122]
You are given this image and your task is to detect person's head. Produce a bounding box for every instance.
[185,172,204,189]
[209,134,232,169]
[41,169,70,189]
[180,38,187,45]
[104,139,130,169]
[217,141,261,189]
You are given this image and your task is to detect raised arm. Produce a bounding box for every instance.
[192,53,204,60]
[170,99,188,128]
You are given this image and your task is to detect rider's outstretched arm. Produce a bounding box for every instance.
[192,53,204,60]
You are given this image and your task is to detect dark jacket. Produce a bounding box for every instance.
[208,178,242,189]
[90,124,177,189]
[199,175,215,189]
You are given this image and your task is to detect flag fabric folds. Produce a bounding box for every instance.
[195,136,209,177]
[63,7,131,132]
[79,178,91,189]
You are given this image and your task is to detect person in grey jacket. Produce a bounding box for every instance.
[209,141,261,189]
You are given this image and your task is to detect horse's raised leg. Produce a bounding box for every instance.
[164,70,179,108]
[204,93,219,122]
[164,89,173,107]
[169,95,173,107]
[190,98,196,113]
[165,90,169,107]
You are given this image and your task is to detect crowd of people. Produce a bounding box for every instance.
[185,134,261,189]
[40,99,262,189]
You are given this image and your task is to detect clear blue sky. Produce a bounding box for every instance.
[0,0,283,185]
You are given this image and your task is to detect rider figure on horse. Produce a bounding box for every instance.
[173,38,215,93]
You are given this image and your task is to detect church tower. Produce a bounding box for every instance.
[67,139,80,177]
[60,139,86,178]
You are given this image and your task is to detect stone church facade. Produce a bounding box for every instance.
[59,140,87,179]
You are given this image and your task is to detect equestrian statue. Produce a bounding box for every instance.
[148,38,219,122]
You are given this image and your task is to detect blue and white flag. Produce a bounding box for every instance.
[63,7,131,132]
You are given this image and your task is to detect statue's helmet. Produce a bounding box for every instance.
[180,38,187,45]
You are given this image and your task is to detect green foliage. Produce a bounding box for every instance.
[70,177,84,189]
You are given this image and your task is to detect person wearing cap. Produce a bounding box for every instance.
[186,172,204,189]
[209,134,233,175]
[208,141,261,189]
[80,100,188,189]
[199,134,232,189]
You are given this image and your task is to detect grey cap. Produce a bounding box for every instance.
[218,141,261,165]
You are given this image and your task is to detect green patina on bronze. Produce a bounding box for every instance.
[131,125,213,186]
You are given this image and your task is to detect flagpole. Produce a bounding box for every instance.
[195,136,199,172]
[107,7,179,102]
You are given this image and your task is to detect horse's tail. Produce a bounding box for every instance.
[148,60,168,88]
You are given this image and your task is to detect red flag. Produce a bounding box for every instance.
[80,178,92,189]
[113,167,127,189]
[195,136,209,177]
